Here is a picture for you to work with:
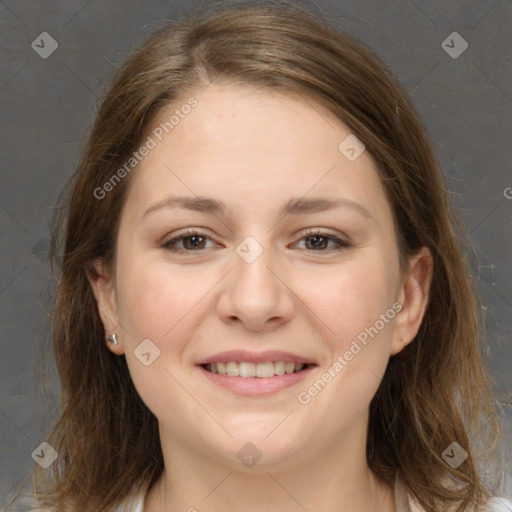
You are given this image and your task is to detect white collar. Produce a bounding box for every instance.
[119,475,512,512]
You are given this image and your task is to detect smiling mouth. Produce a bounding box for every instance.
[201,361,313,378]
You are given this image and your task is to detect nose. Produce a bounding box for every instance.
[216,237,295,332]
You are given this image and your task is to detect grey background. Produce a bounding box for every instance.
[1,0,511,505]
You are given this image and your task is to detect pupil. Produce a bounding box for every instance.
[308,235,326,250]
[185,235,204,250]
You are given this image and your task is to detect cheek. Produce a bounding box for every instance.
[297,256,399,416]
[115,255,196,342]
[114,257,199,422]
[302,257,397,350]
[295,277,396,435]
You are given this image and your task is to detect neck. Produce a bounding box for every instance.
[144,425,396,512]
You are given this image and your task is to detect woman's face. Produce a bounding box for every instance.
[91,84,429,471]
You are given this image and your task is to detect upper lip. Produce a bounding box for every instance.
[196,350,316,365]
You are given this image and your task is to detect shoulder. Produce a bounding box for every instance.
[0,491,146,512]
[395,475,512,512]
[483,497,512,511]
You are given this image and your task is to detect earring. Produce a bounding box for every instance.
[107,334,118,346]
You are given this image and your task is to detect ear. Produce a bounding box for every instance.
[86,258,124,354]
[391,246,433,355]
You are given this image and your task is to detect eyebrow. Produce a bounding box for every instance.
[141,196,372,220]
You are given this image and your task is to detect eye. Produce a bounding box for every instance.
[293,230,351,252]
[162,229,218,252]
[161,228,351,254]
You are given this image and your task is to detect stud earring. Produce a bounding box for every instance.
[107,334,118,346]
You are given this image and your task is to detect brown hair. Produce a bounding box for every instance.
[6,1,505,511]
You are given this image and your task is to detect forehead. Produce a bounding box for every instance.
[122,84,389,224]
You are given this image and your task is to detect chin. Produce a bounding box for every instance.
[206,429,308,472]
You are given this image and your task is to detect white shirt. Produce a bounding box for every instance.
[113,476,512,512]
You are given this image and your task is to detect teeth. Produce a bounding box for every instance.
[226,361,239,377]
[285,362,295,374]
[256,361,274,378]
[207,361,307,377]
[274,361,285,375]
[239,362,255,377]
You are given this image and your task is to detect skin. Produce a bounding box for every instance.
[88,84,432,512]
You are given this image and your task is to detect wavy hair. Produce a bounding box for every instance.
[6,1,504,511]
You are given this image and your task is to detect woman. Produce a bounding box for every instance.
[6,2,511,511]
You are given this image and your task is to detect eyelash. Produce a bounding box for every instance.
[161,228,351,254]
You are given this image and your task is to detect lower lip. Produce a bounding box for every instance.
[197,365,314,396]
